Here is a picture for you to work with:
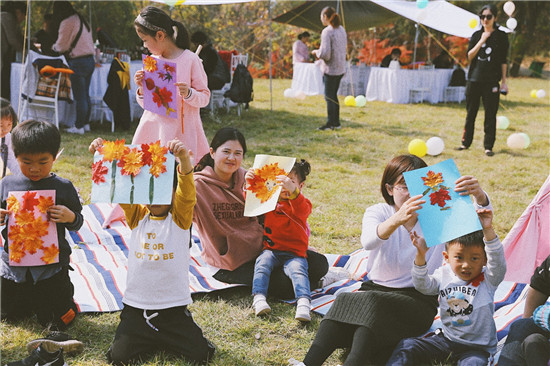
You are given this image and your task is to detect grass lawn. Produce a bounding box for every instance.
[1,77,549,366]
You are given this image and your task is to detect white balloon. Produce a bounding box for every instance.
[507,133,526,149]
[503,1,515,16]
[506,18,517,31]
[426,137,445,156]
[295,91,307,100]
[283,88,296,98]
[536,89,546,98]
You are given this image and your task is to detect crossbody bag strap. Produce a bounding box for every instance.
[222,186,245,206]
[65,15,84,59]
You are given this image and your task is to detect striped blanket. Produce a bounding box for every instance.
[10,203,529,361]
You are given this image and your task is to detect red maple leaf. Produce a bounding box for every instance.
[21,191,39,212]
[141,143,153,166]
[92,160,109,184]
[429,187,451,208]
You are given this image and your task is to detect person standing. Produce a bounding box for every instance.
[0,1,26,100]
[292,32,310,64]
[456,4,509,157]
[312,6,347,131]
[51,1,96,134]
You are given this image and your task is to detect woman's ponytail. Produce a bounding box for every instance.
[321,6,341,28]
[173,20,191,51]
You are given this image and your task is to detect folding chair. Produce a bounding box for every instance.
[409,67,434,104]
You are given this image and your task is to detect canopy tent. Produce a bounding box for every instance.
[274,0,479,38]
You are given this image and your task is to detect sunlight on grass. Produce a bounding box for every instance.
[1,77,548,365]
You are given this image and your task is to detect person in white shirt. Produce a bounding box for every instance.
[292,32,310,64]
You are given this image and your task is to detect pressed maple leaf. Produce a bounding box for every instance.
[247,163,287,203]
[14,210,35,227]
[8,224,26,249]
[149,158,167,178]
[143,56,157,72]
[152,88,164,108]
[9,240,25,263]
[117,147,143,177]
[429,187,451,208]
[28,215,50,239]
[99,139,128,162]
[92,160,109,185]
[158,87,173,105]
[37,195,55,214]
[422,170,444,189]
[141,143,153,166]
[41,244,59,264]
[21,191,39,212]
[164,64,175,73]
[6,194,19,213]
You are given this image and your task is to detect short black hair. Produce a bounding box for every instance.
[298,31,310,40]
[0,97,18,127]
[445,230,485,251]
[291,159,311,183]
[11,120,60,158]
[190,31,209,45]
[391,48,402,56]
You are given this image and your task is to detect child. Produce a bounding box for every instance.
[386,208,506,365]
[89,137,215,365]
[1,120,84,365]
[247,159,314,322]
[0,97,21,177]
[132,6,210,159]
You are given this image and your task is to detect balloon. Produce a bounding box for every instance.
[536,89,546,98]
[408,139,428,158]
[468,18,478,29]
[344,95,356,107]
[283,88,296,98]
[355,95,367,107]
[496,116,510,130]
[507,133,529,149]
[416,0,428,9]
[295,91,307,100]
[530,89,538,98]
[506,18,517,31]
[426,137,445,156]
[503,1,515,16]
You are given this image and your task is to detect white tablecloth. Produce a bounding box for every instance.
[365,67,454,104]
[291,62,371,97]
[10,60,142,126]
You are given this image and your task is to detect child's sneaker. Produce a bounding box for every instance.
[253,294,271,316]
[26,331,84,354]
[288,358,306,366]
[319,267,351,288]
[5,345,67,366]
[295,298,311,322]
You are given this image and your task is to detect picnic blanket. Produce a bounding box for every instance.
[2,203,532,362]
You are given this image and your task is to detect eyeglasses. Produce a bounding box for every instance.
[390,185,409,193]
[479,14,493,20]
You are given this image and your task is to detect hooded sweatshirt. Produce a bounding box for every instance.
[193,166,263,270]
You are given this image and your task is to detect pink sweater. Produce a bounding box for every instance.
[133,50,210,159]
[193,166,263,270]
[52,14,94,58]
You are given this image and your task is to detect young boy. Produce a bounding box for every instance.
[247,160,314,322]
[89,138,215,365]
[1,120,84,365]
[386,208,506,365]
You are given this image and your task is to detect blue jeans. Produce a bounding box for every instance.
[323,73,344,127]
[386,331,489,366]
[68,55,95,128]
[252,250,310,300]
[498,318,550,366]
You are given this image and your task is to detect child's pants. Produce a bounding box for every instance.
[252,249,310,300]
[1,266,77,330]
[107,304,215,365]
[386,331,490,366]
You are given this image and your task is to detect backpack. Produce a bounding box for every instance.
[449,67,466,87]
[225,63,253,108]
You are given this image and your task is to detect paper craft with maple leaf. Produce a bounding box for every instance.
[247,163,288,203]
[421,170,452,210]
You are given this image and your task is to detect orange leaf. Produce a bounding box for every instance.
[37,195,55,214]
[41,244,59,264]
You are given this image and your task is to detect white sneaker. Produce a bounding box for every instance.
[295,298,311,322]
[65,126,85,135]
[288,358,306,366]
[83,124,91,132]
[319,267,351,288]
[253,295,271,316]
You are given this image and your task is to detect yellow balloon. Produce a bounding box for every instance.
[530,89,538,98]
[408,139,428,158]
[344,95,356,107]
[468,18,478,29]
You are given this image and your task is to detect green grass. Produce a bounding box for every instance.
[1,77,549,366]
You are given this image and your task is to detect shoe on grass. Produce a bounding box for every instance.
[319,267,351,288]
[65,126,84,135]
[485,149,495,156]
[317,124,333,131]
[26,331,84,354]
[253,294,271,316]
[295,298,311,322]
[6,345,67,366]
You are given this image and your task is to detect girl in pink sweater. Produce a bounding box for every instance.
[133,6,210,159]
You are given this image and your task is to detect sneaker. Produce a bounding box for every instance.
[485,149,495,157]
[288,358,306,366]
[317,124,333,131]
[65,126,84,135]
[319,267,351,288]
[295,298,311,322]
[253,295,271,316]
[454,145,468,151]
[26,331,84,354]
[83,124,90,132]
[333,124,342,130]
[5,345,67,366]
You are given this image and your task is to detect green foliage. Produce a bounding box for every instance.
[1,76,548,365]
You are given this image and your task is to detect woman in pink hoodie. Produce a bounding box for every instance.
[193,127,329,299]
